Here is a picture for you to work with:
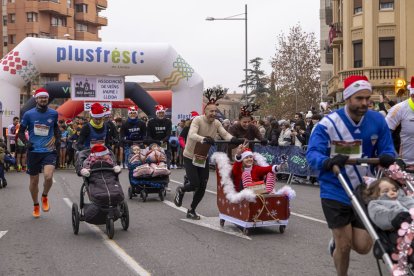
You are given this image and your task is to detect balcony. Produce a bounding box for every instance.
[50,26,71,38]
[327,67,406,96]
[75,12,96,24]
[329,22,343,48]
[96,0,108,10]
[38,1,72,17]
[95,15,107,26]
[75,31,99,41]
[324,40,333,64]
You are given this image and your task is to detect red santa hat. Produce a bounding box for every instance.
[128,106,138,115]
[90,103,105,118]
[190,111,199,120]
[155,105,166,114]
[34,88,49,98]
[65,119,72,125]
[90,143,109,157]
[102,106,111,116]
[240,148,254,160]
[343,75,372,100]
[409,76,414,95]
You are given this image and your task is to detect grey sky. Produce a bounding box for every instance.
[100,0,320,93]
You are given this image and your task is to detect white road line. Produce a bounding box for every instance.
[0,231,7,240]
[163,200,251,240]
[170,178,327,225]
[63,198,151,276]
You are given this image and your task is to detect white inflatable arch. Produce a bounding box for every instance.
[0,37,203,126]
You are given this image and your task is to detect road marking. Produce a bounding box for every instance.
[0,231,7,240]
[63,198,151,276]
[170,178,327,225]
[163,200,251,240]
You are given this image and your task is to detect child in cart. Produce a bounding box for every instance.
[131,143,170,178]
[80,144,121,177]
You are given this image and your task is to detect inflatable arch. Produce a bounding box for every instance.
[20,82,169,119]
[0,37,203,126]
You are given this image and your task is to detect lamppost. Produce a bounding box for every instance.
[206,4,248,105]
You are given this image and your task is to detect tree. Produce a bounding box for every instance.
[239,57,269,103]
[266,24,320,119]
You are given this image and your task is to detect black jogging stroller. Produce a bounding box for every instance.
[71,149,129,239]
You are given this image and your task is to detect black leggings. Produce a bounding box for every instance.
[183,157,210,210]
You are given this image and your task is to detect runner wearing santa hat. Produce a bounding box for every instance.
[18,88,60,218]
[76,103,113,150]
[146,105,172,168]
[386,76,414,171]
[306,75,396,275]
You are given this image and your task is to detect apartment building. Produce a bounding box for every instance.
[320,0,334,101]
[326,0,414,104]
[0,0,107,105]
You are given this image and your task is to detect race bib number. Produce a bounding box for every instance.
[331,140,362,159]
[34,124,50,137]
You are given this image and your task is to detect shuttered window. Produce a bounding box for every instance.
[353,41,363,68]
[354,0,362,14]
[379,39,394,66]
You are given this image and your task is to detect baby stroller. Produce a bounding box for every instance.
[71,149,129,239]
[0,153,16,189]
[125,141,169,202]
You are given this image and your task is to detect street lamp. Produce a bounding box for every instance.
[206,4,248,105]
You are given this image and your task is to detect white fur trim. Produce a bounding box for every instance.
[90,112,105,118]
[343,80,372,100]
[113,165,121,173]
[409,84,414,95]
[240,151,253,160]
[211,152,256,203]
[34,91,49,98]
[94,149,109,157]
[252,152,269,166]
[272,165,278,173]
[274,185,296,200]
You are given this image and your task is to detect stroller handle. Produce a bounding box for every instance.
[214,140,262,144]
[346,158,379,165]
[89,168,118,173]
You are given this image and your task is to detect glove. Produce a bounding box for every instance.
[322,154,349,171]
[203,136,215,145]
[26,141,34,151]
[260,139,268,146]
[113,165,122,174]
[379,154,395,168]
[230,137,245,145]
[80,168,90,177]
[391,212,412,229]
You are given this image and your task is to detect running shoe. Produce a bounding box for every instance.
[328,237,335,257]
[33,205,40,218]
[186,209,201,220]
[174,186,184,207]
[2,178,7,188]
[41,196,50,212]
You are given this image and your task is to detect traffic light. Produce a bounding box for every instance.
[395,78,406,97]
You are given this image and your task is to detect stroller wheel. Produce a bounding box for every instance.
[71,203,80,235]
[128,187,133,200]
[120,201,129,231]
[80,183,86,209]
[243,228,250,236]
[220,219,225,227]
[159,190,165,201]
[106,218,115,239]
[140,190,147,202]
[279,225,286,234]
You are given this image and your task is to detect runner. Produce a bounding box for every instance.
[19,88,59,218]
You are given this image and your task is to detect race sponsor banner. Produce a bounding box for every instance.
[71,75,125,101]
[84,102,112,111]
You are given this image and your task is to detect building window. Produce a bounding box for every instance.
[354,0,362,14]
[379,0,394,10]
[3,36,7,46]
[39,32,51,38]
[51,16,67,26]
[75,4,88,13]
[27,33,39,37]
[67,0,71,8]
[2,15,6,25]
[76,23,88,32]
[26,12,38,22]
[8,0,15,3]
[353,41,363,68]
[379,38,395,66]
[9,34,16,44]
[8,13,15,23]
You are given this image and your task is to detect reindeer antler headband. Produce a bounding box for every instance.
[240,104,260,117]
[204,88,225,107]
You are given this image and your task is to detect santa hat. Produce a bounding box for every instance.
[409,76,414,95]
[240,148,254,160]
[343,75,372,100]
[128,106,138,115]
[65,119,72,125]
[90,144,109,157]
[34,88,49,98]
[90,103,105,118]
[305,111,313,119]
[190,111,199,120]
[155,105,166,114]
[103,106,111,116]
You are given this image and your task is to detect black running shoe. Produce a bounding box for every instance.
[174,186,184,207]
[187,209,200,220]
[328,238,335,257]
[2,178,7,188]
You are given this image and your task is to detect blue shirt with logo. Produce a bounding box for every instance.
[20,108,58,153]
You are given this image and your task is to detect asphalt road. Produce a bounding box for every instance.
[0,168,385,276]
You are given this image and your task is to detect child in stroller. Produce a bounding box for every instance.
[72,143,128,239]
[127,143,170,202]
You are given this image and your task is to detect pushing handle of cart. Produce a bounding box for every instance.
[89,167,119,173]
[214,139,263,145]
[332,158,380,176]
